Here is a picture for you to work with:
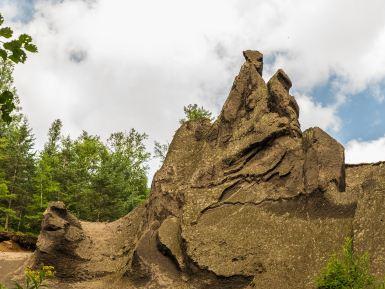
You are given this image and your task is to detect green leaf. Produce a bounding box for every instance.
[3,101,16,111]
[0,27,13,38]
[24,43,38,53]
[1,111,12,124]
[3,39,22,51]
[19,33,32,44]
[0,90,13,103]
[0,14,4,26]
[8,48,27,64]
[0,48,7,60]
[0,90,15,123]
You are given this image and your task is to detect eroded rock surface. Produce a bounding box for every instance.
[7,51,385,289]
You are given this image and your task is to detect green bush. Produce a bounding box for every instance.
[0,266,54,289]
[316,237,385,289]
[179,104,213,124]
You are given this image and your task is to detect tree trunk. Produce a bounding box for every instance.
[17,211,22,231]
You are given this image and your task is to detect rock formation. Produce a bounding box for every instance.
[7,50,385,289]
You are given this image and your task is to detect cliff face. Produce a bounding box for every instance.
[17,51,385,289]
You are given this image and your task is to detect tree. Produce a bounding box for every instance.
[154,141,169,163]
[0,115,35,231]
[0,12,37,123]
[34,120,62,205]
[0,170,15,231]
[26,120,63,232]
[0,59,15,124]
[34,127,150,222]
[0,49,37,232]
[179,104,213,124]
[1,115,151,232]
[91,130,150,221]
[64,131,107,219]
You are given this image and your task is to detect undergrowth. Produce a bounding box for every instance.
[316,238,385,289]
[0,266,54,289]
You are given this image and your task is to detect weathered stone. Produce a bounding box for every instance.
[303,127,346,193]
[6,50,385,289]
[157,216,185,270]
[35,202,85,279]
[354,168,385,278]
[243,50,263,75]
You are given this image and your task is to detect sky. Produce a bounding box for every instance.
[1,0,385,180]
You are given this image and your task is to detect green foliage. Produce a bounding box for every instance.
[0,114,35,232]
[86,130,150,220]
[45,128,150,222]
[0,112,150,233]
[0,90,14,123]
[0,14,149,231]
[315,238,385,289]
[153,141,169,163]
[0,266,54,289]
[0,12,37,123]
[0,59,16,123]
[179,104,213,124]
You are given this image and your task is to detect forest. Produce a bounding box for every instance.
[0,58,153,234]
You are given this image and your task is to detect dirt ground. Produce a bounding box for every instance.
[0,241,33,286]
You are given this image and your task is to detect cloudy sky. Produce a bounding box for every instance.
[1,0,385,179]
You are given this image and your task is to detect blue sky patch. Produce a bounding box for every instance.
[1,0,36,23]
[337,86,385,143]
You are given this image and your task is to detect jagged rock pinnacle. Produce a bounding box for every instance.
[21,51,385,289]
[243,50,263,75]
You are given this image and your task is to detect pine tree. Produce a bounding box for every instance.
[92,129,150,221]
[0,115,35,231]
[34,120,62,206]
[65,131,107,220]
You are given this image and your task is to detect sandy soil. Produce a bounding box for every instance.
[0,241,33,286]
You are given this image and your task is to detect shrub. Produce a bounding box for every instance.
[0,266,54,289]
[315,237,385,289]
[179,104,213,124]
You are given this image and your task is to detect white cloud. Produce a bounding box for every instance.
[345,136,385,164]
[296,94,341,132]
[1,0,385,177]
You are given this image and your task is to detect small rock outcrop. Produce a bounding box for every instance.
[36,202,85,278]
[8,51,385,289]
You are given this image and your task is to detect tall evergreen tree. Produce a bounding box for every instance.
[92,130,150,221]
[64,131,107,219]
[0,55,36,232]
[34,120,62,207]
[0,116,35,231]
[1,115,151,233]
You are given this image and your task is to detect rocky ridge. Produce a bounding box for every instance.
[7,50,385,289]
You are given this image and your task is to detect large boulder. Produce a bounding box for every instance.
[14,51,385,289]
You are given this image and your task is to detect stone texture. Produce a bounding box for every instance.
[353,166,385,278]
[6,50,385,289]
[35,202,85,279]
[303,127,346,193]
[157,216,185,270]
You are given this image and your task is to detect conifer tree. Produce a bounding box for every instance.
[0,116,35,231]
